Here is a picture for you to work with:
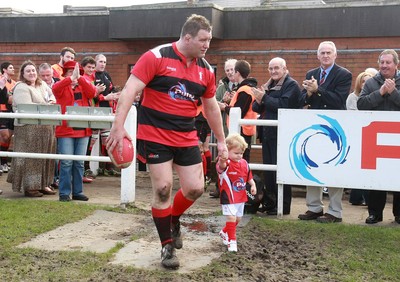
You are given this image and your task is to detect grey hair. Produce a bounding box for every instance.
[317,41,337,55]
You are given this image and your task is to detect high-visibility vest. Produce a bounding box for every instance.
[228,85,257,136]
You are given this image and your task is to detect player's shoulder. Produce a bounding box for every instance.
[150,43,174,59]
[197,58,214,73]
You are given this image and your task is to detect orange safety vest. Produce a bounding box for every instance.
[5,79,16,93]
[228,85,257,136]
[52,64,64,80]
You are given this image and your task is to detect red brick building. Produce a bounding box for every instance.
[1,1,399,165]
[1,2,399,90]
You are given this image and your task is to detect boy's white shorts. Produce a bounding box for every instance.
[221,203,245,217]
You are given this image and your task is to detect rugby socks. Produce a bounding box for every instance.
[222,221,239,238]
[204,150,211,177]
[201,153,207,177]
[225,221,237,241]
[171,189,194,226]
[152,206,172,246]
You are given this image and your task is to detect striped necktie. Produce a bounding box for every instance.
[320,70,326,85]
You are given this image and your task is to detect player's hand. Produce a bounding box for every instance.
[106,125,131,155]
[220,150,228,161]
[217,141,228,160]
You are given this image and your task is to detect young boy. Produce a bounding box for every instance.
[217,133,256,252]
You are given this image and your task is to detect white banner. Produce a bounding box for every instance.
[277,109,400,191]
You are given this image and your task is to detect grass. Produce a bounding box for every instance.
[1,198,400,281]
[0,199,98,248]
[251,218,400,282]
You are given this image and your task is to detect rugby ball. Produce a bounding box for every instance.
[107,137,134,168]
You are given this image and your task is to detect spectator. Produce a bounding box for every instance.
[1,62,17,93]
[346,71,373,206]
[365,67,379,76]
[94,54,120,109]
[216,58,237,137]
[346,71,373,111]
[6,60,57,197]
[357,49,400,224]
[298,41,352,223]
[106,14,227,269]
[0,62,16,174]
[80,56,106,181]
[195,104,212,187]
[252,57,301,215]
[52,46,76,80]
[209,58,238,198]
[39,63,60,88]
[94,54,121,176]
[81,56,106,102]
[38,62,61,189]
[227,60,258,162]
[217,133,256,252]
[0,77,10,176]
[52,61,96,202]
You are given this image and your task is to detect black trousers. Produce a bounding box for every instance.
[368,190,400,217]
[261,136,291,213]
[242,134,252,163]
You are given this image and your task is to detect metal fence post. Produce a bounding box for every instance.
[120,106,137,205]
[229,107,241,134]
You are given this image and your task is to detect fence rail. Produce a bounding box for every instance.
[0,106,137,206]
[1,106,281,213]
[228,107,284,218]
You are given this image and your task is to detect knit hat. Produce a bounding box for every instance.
[62,61,84,76]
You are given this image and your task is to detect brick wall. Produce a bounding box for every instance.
[1,37,397,89]
[1,37,397,164]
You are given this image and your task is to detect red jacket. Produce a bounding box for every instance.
[53,76,96,138]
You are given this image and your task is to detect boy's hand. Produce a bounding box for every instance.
[250,184,257,195]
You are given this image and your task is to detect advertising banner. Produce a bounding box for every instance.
[277,109,400,191]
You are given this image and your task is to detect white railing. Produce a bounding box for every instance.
[228,107,285,218]
[0,106,137,206]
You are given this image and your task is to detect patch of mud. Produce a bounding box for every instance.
[17,210,236,274]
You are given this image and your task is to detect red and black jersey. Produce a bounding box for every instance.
[0,87,10,112]
[94,71,116,108]
[132,42,216,147]
[217,159,253,205]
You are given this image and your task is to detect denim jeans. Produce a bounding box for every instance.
[57,137,89,197]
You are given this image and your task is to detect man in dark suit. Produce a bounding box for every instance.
[252,57,301,215]
[298,41,352,223]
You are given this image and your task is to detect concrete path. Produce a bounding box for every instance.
[1,172,399,272]
[1,173,397,226]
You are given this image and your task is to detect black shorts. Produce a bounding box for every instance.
[137,140,202,166]
[195,119,211,143]
[0,117,14,131]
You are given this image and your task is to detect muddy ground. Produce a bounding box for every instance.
[2,171,393,281]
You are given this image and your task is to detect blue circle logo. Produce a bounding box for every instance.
[289,114,350,184]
